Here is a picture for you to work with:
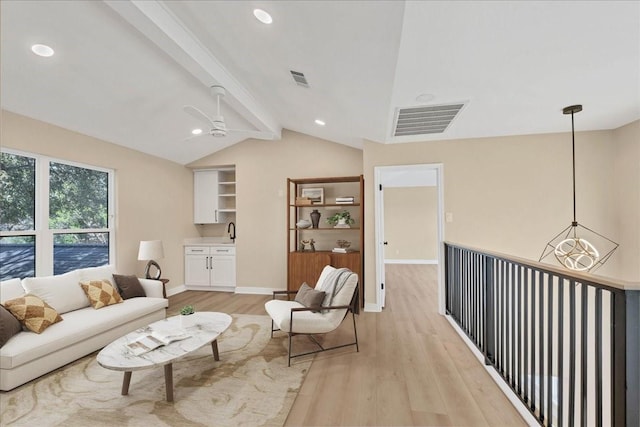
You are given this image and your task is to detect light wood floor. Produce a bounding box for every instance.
[168,265,526,426]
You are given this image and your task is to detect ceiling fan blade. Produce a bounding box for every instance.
[183,105,214,125]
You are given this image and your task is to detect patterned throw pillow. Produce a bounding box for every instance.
[2,294,63,334]
[80,280,123,309]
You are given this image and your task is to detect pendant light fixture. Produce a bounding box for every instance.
[539,105,618,272]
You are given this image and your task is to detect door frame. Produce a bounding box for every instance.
[374,163,445,314]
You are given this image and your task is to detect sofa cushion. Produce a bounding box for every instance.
[265,300,337,334]
[2,294,63,334]
[79,264,116,283]
[0,305,22,347]
[21,270,88,314]
[0,279,25,304]
[80,280,123,309]
[294,283,325,312]
[112,274,145,299]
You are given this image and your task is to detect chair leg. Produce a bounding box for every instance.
[288,331,293,367]
[271,319,274,338]
[352,311,359,352]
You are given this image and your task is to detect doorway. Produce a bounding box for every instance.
[374,164,444,313]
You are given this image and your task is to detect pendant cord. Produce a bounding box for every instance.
[571,110,577,225]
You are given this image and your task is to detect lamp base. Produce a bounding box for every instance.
[144,260,162,280]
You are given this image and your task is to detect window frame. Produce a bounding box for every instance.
[0,148,116,277]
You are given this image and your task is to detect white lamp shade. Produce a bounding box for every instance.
[138,240,164,261]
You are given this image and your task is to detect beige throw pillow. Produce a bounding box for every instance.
[3,294,63,334]
[80,280,123,309]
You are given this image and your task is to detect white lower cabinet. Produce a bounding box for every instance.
[184,246,236,292]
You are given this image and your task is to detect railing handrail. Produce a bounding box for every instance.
[445,241,640,291]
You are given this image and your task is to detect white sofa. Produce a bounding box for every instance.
[0,265,168,391]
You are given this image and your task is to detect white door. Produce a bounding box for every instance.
[374,164,444,313]
[194,170,219,224]
[185,253,210,286]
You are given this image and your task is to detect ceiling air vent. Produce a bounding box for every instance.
[290,70,309,87]
[393,103,465,136]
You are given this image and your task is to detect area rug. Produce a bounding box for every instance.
[0,314,312,427]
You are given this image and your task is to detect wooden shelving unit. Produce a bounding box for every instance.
[287,175,364,307]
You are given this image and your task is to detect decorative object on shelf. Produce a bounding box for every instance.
[299,239,312,252]
[539,105,618,272]
[296,219,312,229]
[327,210,354,228]
[335,196,355,204]
[333,240,352,253]
[295,196,312,206]
[179,305,196,328]
[301,187,324,204]
[309,238,316,252]
[138,240,164,279]
[336,240,351,249]
[310,209,321,228]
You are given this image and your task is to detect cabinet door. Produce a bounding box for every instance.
[210,255,236,288]
[194,170,219,224]
[185,254,210,286]
[288,252,331,292]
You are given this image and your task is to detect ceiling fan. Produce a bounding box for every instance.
[183,85,255,139]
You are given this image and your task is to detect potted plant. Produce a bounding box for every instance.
[326,210,355,228]
[180,305,196,328]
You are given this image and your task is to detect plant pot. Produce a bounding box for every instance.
[180,313,196,328]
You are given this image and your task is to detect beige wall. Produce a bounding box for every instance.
[612,120,640,281]
[1,110,197,292]
[4,109,636,305]
[364,125,638,305]
[384,186,438,261]
[187,129,363,290]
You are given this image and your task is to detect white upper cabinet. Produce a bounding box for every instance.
[194,170,219,224]
[193,167,236,224]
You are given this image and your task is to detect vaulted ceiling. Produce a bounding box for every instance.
[2,1,639,165]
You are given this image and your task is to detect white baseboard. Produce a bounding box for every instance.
[166,285,187,297]
[364,302,381,312]
[384,259,438,265]
[444,315,539,427]
[235,286,282,295]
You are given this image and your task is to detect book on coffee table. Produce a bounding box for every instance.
[127,329,191,356]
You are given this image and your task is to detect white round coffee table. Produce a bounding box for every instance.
[97,312,232,402]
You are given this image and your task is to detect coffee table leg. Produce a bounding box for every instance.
[211,339,220,361]
[164,364,174,402]
[122,371,132,395]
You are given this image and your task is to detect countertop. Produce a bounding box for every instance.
[184,237,235,246]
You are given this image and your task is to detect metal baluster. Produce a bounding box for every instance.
[569,280,576,426]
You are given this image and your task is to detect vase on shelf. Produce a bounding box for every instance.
[310,209,321,229]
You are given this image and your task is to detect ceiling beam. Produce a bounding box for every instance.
[104,0,281,139]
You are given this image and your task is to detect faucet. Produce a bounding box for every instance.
[227,222,236,242]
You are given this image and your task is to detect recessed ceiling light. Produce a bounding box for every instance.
[416,93,435,103]
[192,128,203,135]
[31,44,54,57]
[315,119,326,126]
[253,9,273,24]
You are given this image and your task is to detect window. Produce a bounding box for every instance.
[0,150,114,280]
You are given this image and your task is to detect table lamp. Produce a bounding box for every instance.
[138,240,164,279]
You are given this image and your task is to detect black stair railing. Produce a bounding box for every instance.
[444,242,639,427]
